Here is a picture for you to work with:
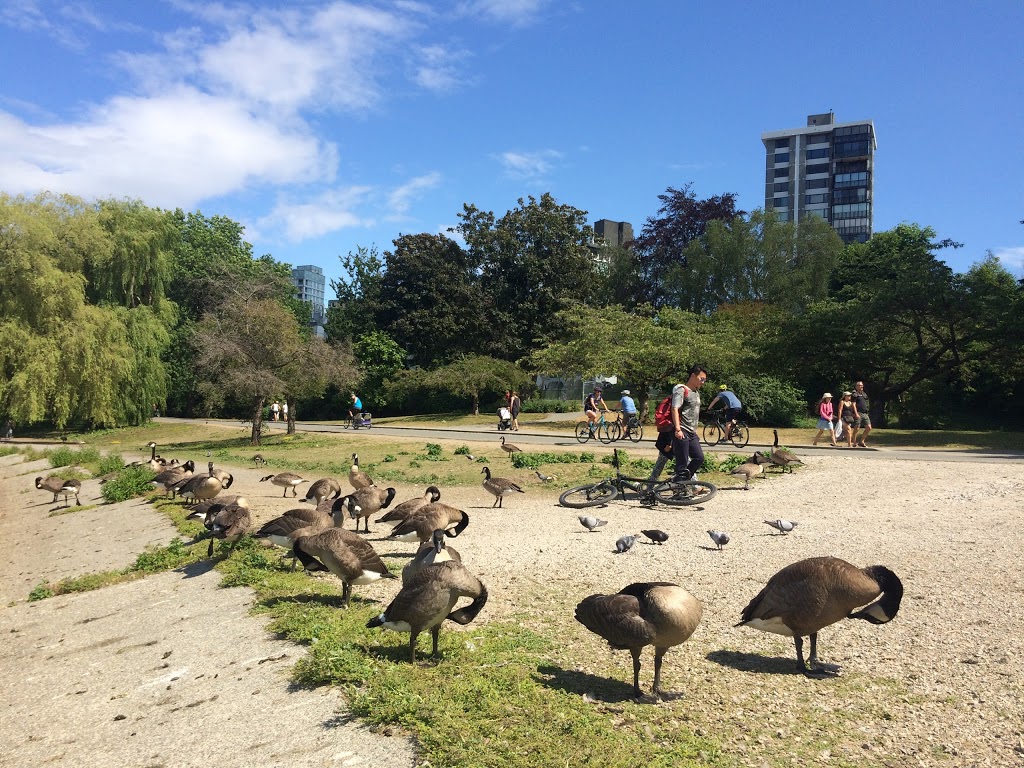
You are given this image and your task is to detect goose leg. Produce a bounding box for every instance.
[341,581,351,609]
[629,647,646,700]
[409,631,420,663]
[207,537,216,557]
[651,647,682,701]
[431,626,441,659]
[807,633,841,675]
[282,488,288,497]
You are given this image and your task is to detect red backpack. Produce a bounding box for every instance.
[654,386,689,432]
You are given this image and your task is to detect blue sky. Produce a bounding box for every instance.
[2,0,1022,294]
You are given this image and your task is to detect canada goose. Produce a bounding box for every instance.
[334,486,397,533]
[770,430,803,473]
[190,494,249,516]
[376,485,442,524]
[255,506,338,570]
[209,465,234,488]
[252,454,267,467]
[575,582,703,702]
[615,534,640,553]
[127,442,164,471]
[737,556,904,677]
[402,529,462,584]
[578,515,607,532]
[367,560,488,662]
[260,472,307,497]
[349,453,374,489]
[388,502,470,544]
[301,477,343,505]
[499,436,522,460]
[35,476,81,506]
[642,529,669,545]
[152,460,196,497]
[201,503,252,557]
[481,466,525,508]
[292,527,396,608]
[764,519,798,534]
[707,530,730,550]
[177,462,228,504]
[730,460,763,490]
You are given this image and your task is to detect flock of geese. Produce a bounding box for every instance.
[32,435,903,700]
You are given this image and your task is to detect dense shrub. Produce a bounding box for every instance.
[730,374,805,427]
[521,398,579,413]
[48,446,101,468]
[100,466,155,503]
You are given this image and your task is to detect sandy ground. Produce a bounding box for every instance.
[1,442,1023,767]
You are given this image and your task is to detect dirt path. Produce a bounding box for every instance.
[2,443,1023,767]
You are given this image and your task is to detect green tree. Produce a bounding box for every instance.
[353,330,406,409]
[193,292,355,444]
[530,305,750,420]
[374,233,486,366]
[325,245,384,343]
[388,356,529,416]
[457,193,602,361]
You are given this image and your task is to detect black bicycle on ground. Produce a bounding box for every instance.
[559,449,717,508]
[702,410,749,448]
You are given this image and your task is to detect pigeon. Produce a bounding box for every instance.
[707,530,730,550]
[764,519,798,534]
[641,529,669,545]
[615,534,639,553]
[465,454,476,461]
[578,516,608,532]
[535,470,554,482]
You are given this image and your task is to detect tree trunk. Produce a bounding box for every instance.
[287,406,295,435]
[251,397,265,446]
[472,393,479,416]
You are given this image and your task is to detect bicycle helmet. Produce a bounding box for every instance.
[719,384,728,391]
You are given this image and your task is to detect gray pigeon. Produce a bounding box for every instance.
[764,519,798,534]
[641,529,669,545]
[615,534,639,553]
[578,515,608,532]
[707,530,730,550]
[536,470,554,482]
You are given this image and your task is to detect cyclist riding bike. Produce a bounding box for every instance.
[618,389,639,435]
[707,384,742,439]
[348,392,363,423]
[584,386,608,432]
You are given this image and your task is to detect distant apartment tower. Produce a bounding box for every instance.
[589,219,633,270]
[761,112,876,244]
[291,264,326,337]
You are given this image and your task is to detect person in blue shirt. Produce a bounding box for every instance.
[708,384,742,439]
[618,389,638,436]
[348,392,363,422]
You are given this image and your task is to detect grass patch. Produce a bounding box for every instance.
[100,465,156,503]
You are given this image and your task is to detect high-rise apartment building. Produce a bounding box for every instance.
[588,219,633,270]
[290,264,326,337]
[761,112,876,243]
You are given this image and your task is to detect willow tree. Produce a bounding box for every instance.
[0,193,174,428]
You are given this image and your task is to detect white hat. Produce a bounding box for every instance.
[621,390,630,395]
[823,392,832,399]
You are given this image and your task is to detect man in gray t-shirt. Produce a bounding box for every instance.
[670,365,708,482]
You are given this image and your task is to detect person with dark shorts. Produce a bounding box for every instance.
[850,380,872,447]
[509,391,521,431]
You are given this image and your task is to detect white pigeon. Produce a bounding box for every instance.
[615,534,639,553]
[764,519,798,534]
[707,530,730,550]
[578,516,608,532]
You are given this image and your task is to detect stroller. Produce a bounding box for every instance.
[497,407,513,431]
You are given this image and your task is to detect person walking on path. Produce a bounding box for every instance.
[653,365,708,484]
[813,393,838,446]
[509,391,522,431]
[271,401,281,421]
[282,400,289,421]
[850,381,872,447]
[838,391,859,448]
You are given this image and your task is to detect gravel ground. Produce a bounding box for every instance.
[2,445,1022,767]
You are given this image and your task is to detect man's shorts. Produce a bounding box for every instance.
[724,407,740,421]
[856,415,871,428]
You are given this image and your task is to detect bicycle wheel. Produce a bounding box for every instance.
[702,423,722,447]
[575,421,594,443]
[627,421,644,443]
[559,481,619,508]
[342,418,351,430]
[651,480,718,506]
[600,421,621,444]
[728,423,750,449]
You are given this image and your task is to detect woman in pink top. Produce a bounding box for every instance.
[812,393,838,446]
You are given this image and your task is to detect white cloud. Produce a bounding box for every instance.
[413,44,470,92]
[388,171,442,215]
[993,246,1024,274]
[0,87,332,208]
[497,149,562,180]
[458,0,546,26]
[258,186,374,242]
